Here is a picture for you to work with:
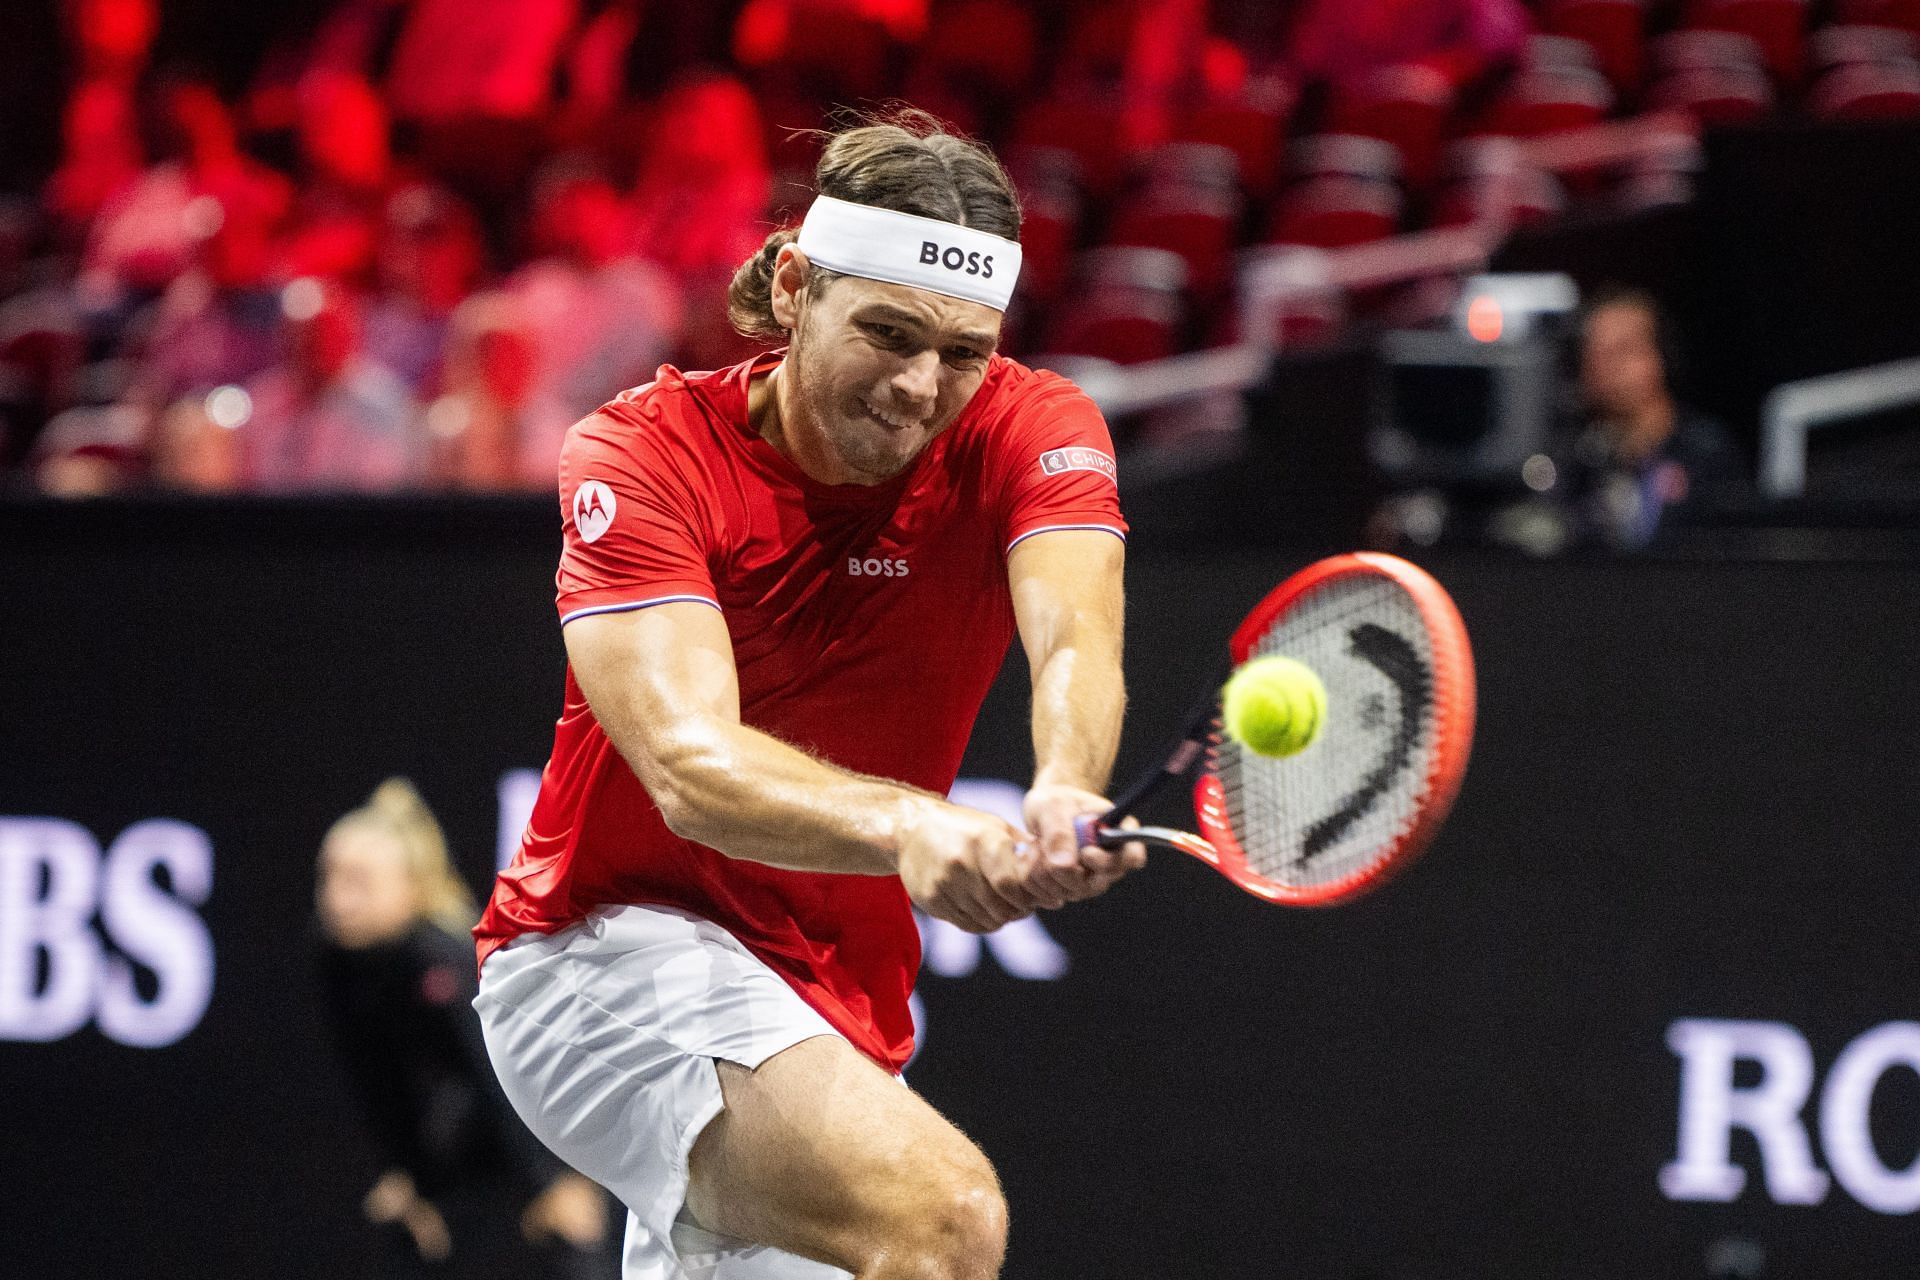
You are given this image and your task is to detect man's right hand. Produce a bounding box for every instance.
[898,801,1060,933]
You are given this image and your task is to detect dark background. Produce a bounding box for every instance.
[3,498,1919,1278]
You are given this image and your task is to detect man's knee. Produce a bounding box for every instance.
[883,1156,1008,1280]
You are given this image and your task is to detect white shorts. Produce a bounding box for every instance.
[474,903,853,1280]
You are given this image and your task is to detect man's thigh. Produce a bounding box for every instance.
[684,1036,1006,1277]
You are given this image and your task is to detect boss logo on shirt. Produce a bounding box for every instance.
[1037,447,1117,483]
[573,481,617,543]
[919,242,995,279]
[848,557,910,578]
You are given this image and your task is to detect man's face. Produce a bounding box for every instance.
[781,261,1003,483]
[1581,301,1668,417]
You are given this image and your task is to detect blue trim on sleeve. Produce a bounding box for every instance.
[559,594,723,625]
[1003,524,1128,555]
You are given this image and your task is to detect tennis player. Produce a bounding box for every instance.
[474,113,1141,1280]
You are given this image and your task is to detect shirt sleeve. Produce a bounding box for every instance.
[554,404,720,625]
[993,370,1128,554]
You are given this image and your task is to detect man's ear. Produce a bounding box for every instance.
[769,245,811,332]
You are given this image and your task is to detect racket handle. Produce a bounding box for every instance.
[1074,815,1152,849]
[1075,816,1219,861]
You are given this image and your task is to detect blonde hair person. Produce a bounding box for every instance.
[318,777,476,945]
[314,780,610,1277]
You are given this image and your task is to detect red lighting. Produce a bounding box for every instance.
[1466,295,1503,343]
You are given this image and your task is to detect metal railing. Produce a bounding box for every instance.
[1759,357,1920,498]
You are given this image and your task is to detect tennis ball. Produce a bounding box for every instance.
[1221,655,1327,758]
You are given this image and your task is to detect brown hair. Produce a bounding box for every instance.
[727,109,1022,339]
[323,778,478,935]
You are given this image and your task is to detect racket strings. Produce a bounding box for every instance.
[1212,574,1439,890]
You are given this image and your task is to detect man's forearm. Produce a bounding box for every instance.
[613,710,937,875]
[1029,633,1126,795]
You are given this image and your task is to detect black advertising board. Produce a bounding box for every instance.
[2,498,1918,1278]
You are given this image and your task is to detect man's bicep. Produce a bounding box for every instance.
[563,602,741,770]
[1007,528,1126,669]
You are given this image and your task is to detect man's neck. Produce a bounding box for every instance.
[749,363,874,487]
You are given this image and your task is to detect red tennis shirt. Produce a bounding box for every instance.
[474,352,1126,1070]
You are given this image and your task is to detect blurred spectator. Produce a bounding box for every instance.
[46,78,147,240]
[1286,0,1531,91]
[423,292,576,490]
[626,75,774,285]
[314,778,612,1278]
[275,71,408,285]
[0,247,88,469]
[732,0,925,103]
[624,75,766,366]
[386,0,581,125]
[363,184,491,392]
[81,76,292,301]
[123,267,283,421]
[507,166,680,418]
[385,0,582,207]
[1520,286,1746,550]
[63,0,158,82]
[27,402,145,496]
[237,277,418,492]
[149,394,245,492]
[552,0,644,145]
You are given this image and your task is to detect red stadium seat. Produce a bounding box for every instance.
[1004,143,1085,199]
[1433,138,1567,229]
[1840,0,1920,36]
[1810,58,1920,117]
[1683,0,1810,85]
[1809,24,1918,75]
[1263,175,1402,249]
[1074,246,1189,293]
[1526,34,1603,73]
[1648,61,1776,122]
[1175,90,1293,199]
[1197,244,1347,349]
[913,0,1039,98]
[1290,134,1405,185]
[1104,188,1240,296]
[1015,189,1080,305]
[1136,142,1243,199]
[1327,62,1455,188]
[1544,0,1649,94]
[1653,28,1768,75]
[1043,305,1180,365]
[1044,251,1185,365]
[1012,95,1131,196]
[1615,127,1704,211]
[1482,65,1616,136]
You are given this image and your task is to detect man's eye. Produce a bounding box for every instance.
[864,323,905,344]
[945,347,984,366]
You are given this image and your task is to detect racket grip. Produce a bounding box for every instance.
[1075,815,1122,849]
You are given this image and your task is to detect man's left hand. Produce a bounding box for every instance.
[1022,783,1147,905]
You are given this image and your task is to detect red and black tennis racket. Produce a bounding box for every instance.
[1079,553,1476,906]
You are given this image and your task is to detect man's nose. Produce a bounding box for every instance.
[890,350,940,411]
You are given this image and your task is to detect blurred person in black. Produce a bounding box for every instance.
[315,778,615,1279]
[1553,285,1747,549]
[1482,287,1758,552]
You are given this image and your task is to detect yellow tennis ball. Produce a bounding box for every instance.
[1221,655,1327,757]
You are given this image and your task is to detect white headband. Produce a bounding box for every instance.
[795,195,1022,312]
